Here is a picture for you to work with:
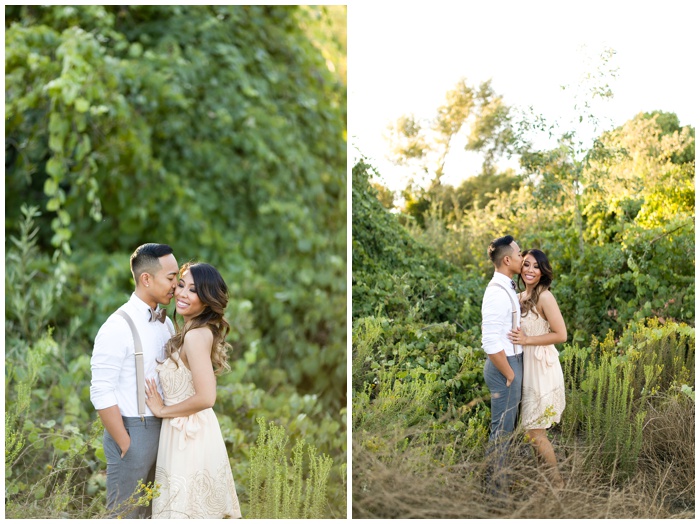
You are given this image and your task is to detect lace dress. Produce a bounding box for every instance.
[152,353,241,519]
[520,309,566,430]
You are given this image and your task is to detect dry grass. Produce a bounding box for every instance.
[637,392,695,512]
[352,394,694,519]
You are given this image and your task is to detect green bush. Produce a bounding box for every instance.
[6,4,347,410]
[352,160,485,326]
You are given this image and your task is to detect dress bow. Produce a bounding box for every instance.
[533,345,558,372]
[170,412,204,450]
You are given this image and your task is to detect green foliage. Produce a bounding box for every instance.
[5,6,346,518]
[6,4,347,409]
[353,54,694,517]
[400,168,521,227]
[5,186,347,519]
[618,317,695,393]
[5,205,69,353]
[560,320,694,482]
[5,327,107,517]
[582,350,646,481]
[352,159,485,326]
[247,419,334,519]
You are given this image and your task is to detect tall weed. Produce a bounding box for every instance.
[247,418,334,519]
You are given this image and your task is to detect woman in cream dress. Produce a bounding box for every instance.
[145,262,241,518]
[508,249,566,489]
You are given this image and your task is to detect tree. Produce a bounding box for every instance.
[385,78,518,225]
[387,78,513,189]
[507,47,625,260]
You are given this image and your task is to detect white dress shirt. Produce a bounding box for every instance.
[90,293,174,416]
[481,272,522,356]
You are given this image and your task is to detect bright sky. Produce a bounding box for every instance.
[348,1,698,191]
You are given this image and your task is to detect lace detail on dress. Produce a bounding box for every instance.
[157,353,195,404]
[152,354,241,519]
[155,462,241,519]
[520,310,566,429]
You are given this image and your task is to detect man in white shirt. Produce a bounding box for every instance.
[481,234,523,492]
[90,243,179,518]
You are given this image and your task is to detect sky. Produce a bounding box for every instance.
[348,1,698,192]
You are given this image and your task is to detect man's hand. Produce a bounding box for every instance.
[118,435,131,458]
[487,350,516,387]
[97,405,132,459]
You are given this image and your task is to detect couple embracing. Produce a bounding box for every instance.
[90,243,242,518]
[481,235,567,491]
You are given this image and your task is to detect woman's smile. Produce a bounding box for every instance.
[521,254,542,286]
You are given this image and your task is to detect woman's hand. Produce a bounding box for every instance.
[145,378,166,418]
[508,327,529,346]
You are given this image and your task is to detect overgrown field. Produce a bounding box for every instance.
[352,129,695,519]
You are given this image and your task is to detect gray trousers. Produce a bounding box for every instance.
[484,354,523,440]
[103,416,162,519]
[483,354,523,493]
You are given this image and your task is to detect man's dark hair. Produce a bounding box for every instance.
[487,235,515,267]
[130,243,173,282]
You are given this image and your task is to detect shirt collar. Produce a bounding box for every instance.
[128,292,158,319]
[492,271,516,290]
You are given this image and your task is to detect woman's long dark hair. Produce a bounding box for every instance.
[165,262,231,375]
[518,248,553,319]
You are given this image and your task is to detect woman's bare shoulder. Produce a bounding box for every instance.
[538,289,559,304]
[183,326,214,346]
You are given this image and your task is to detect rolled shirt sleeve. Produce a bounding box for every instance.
[90,315,131,410]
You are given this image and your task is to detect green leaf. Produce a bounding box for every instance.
[74,98,90,113]
[52,436,72,452]
[45,157,64,178]
[75,134,91,162]
[128,42,143,58]
[44,178,58,197]
[46,197,61,212]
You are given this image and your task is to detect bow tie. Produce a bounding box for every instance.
[510,280,516,290]
[149,307,167,323]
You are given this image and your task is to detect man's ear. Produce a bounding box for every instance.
[140,272,151,288]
